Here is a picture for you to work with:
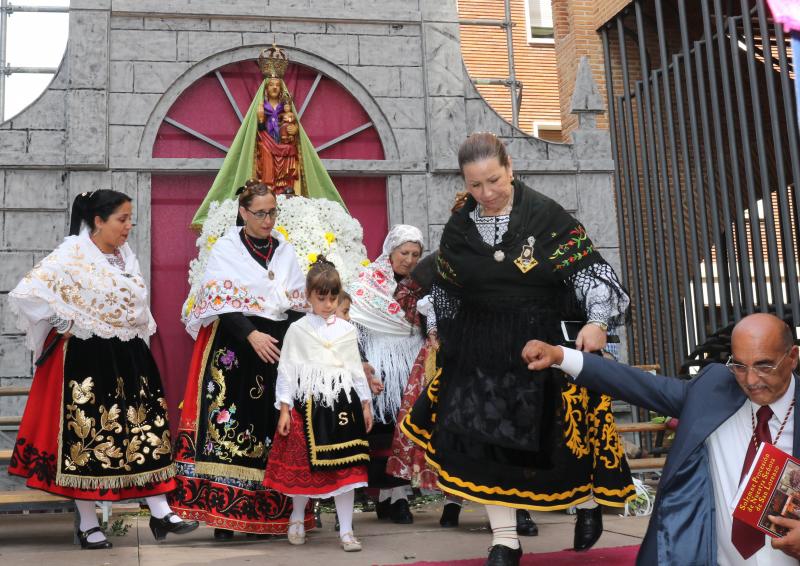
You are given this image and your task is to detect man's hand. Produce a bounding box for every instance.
[521,340,564,371]
[575,323,607,352]
[364,362,384,394]
[247,330,281,364]
[769,515,800,558]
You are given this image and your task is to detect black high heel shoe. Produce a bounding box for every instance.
[149,513,200,541]
[77,526,113,550]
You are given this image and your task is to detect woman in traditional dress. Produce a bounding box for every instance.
[8,190,199,549]
[170,180,310,539]
[348,225,425,524]
[402,133,634,566]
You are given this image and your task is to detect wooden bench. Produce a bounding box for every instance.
[616,365,670,473]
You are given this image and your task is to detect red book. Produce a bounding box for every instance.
[733,442,800,537]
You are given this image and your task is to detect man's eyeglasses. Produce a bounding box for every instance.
[245,207,278,220]
[726,350,792,378]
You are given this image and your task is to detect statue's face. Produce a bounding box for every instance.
[267,79,281,100]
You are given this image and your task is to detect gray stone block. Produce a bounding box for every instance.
[394,129,428,162]
[399,67,424,99]
[111,16,144,30]
[178,31,243,62]
[272,20,325,34]
[133,62,191,93]
[400,175,428,230]
[519,174,578,212]
[428,97,466,171]
[502,136,548,162]
[69,0,111,8]
[423,23,463,96]
[28,131,67,166]
[4,171,68,209]
[358,35,422,66]
[428,224,445,250]
[67,11,109,90]
[0,377,31,424]
[570,56,605,114]
[571,128,611,161]
[296,34,358,66]
[68,171,113,205]
[268,0,310,7]
[426,174,462,225]
[376,97,426,129]
[110,61,134,92]
[0,337,31,378]
[345,0,419,11]
[465,98,513,138]
[577,173,618,248]
[4,212,67,251]
[420,0,458,23]
[546,142,574,161]
[8,90,66,131]
[110,30,177,61]
[211,19,271,32]
[0,131,28,158]
[0,253,34,292]
[387,175,403,227]
[66,90,107,166]
[109,93,161,126]
[109,125,145,158]
[242,32,295,47]
[0,294,18,334]
[349,66,402,97]
[146,17,211,31]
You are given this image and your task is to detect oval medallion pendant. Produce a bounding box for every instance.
[493,250,505,262]
[268,271,275,280]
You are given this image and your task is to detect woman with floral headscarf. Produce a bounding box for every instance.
[348,224,426,524]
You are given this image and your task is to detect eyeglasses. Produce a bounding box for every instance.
[244,207,278,220]
[726,350,792,378]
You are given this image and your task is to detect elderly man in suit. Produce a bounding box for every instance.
[523,313,800,565]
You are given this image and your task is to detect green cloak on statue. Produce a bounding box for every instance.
[191,79,347,229]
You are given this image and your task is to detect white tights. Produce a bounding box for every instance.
[290,490,356,540]
[485,504,519,550]
[75,495,180,543]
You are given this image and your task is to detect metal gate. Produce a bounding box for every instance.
[601,0,800,375]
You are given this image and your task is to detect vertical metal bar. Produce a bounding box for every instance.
[697,0,742,320]
[503,0,519,127]
[756,1,800,323]
[618,13,665,366]
[0,0,8,122]
[728,16,769,310]
[618,93,653,365]
[710,0,754,315]
[774,25,800,252]
[677,0,716,342]
[739,0,784,315]
[602,27,645,363]
[634,0,693,359]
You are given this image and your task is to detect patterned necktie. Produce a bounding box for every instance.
[731,405,773,559]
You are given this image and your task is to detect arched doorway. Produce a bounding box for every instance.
[149,59,388,425]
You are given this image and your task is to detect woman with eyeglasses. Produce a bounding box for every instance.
[170,180,310,539]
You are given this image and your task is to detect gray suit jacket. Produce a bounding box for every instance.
[576,354,800,566]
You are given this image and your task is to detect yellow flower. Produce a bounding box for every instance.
[324,232,336,245]
[184,295,196,316]
[276,226,289,240]
[208,235,218,245]
[308,253,318,264]
[361,259,370,266]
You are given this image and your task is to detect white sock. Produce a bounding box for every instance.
[290,496,308,533]
[335,490,355,537]
[390,486,410,504]
[485,504,520,550]
[145,495,182,523]
[378,488,391,503]
[576,498,598,510]
[75,499,106,544]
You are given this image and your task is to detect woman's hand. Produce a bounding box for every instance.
[247,330,281,363]
[277,406,291,436]
[364,362,384,394]
[575,323,607,352]
[362,402,373,433]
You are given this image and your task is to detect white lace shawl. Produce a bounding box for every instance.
[9,230,156,356]
[182,226,306,339]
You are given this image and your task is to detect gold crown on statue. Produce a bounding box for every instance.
[259,43,289,79]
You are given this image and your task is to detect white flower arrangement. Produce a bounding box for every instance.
[184,196,368,320]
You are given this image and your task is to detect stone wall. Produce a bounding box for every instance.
[0,0,621,424]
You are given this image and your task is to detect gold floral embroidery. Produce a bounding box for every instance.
[562,383,590,458]
[249,374,265,400]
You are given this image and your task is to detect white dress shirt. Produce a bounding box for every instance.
[557,347,800,566]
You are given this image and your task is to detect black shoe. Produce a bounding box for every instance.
[375,498,391,520]
[214,528,234,540]
[149,513,200,541]
[516,509,538,536]
[485,544,522,566]
[77,526,113,550]
[390,498,414,524]
[439,502,461,528]
[573,506,603,551]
